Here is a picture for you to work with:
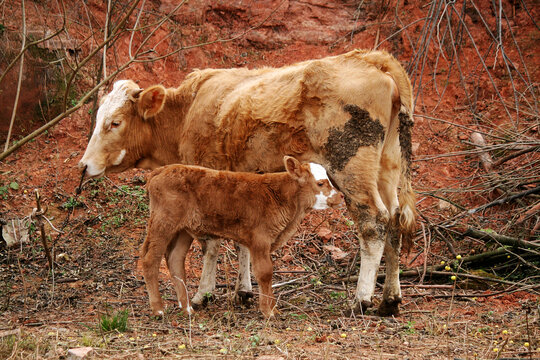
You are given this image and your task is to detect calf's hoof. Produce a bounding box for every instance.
[234,290,255,307]
[181,305,194,315]
[260,308,276,319]
[191,292,215,310]
[377,296,402,317]
[149,300,165,318]
[151,308,165,318]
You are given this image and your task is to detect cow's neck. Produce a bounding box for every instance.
[138,89,188,169]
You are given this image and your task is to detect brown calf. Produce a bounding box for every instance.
[141,157,340,318]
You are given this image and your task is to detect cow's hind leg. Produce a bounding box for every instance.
[377,149,403,316]
[378,222,402,316]
[331,153,391,314]
[165,230,194,314]
[192,237,220,308]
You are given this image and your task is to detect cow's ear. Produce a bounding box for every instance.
[137,85,166,120]
[284,156,303,179]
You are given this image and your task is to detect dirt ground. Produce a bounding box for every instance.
[1,0,539,359]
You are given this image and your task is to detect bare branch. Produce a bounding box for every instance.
[3,0,26,152]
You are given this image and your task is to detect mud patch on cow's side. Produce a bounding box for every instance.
[324,105,385,172]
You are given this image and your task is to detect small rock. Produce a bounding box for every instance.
[438,199,458,213]
[281,254,293,262]
[317,226,333,241]
[67,347,93,360]
[411,142,420,154]
[323,245,348,260]
[56,253,71,262]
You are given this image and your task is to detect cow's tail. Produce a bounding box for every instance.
[358,50,417,252]
[398,107,416,253]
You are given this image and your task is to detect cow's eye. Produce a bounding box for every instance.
[111,121,121,128]
[317,181,324,187]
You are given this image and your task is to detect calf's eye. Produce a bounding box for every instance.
[317,181,324,187]
[111,121,121,128]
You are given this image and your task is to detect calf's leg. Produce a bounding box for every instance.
[141,219,175,316]
[250,245,275,318]
[165,230,194,314]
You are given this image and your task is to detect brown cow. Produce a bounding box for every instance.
[79,49,416,316]
[141,157,341,318]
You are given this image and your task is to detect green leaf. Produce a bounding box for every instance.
[480,228,496,234]
[9,182,19,190]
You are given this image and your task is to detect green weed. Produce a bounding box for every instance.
[99,309,129,333]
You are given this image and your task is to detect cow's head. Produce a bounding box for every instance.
[78,80,167,178]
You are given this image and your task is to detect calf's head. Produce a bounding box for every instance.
[284,156,342,210]
[78,80,167,178]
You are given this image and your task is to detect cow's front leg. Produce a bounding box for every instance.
[234,244,254,305]
[191,236,220,308]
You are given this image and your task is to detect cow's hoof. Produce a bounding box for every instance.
[234,290,255,307]
[346,300,372,316]
[377,296,402,317]
[191,292,215,310]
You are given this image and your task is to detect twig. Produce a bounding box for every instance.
[468,186,540,214]
[103,0,111,79]
[419,223,429,284]
[34,190,53,270]
[272,274,311,289]
[4,0,26,152]
[493,145,540,168]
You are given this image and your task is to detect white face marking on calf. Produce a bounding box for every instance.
[309,163,328,181]
[309,163,338,210]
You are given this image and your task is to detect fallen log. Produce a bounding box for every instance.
[338,247,523,284]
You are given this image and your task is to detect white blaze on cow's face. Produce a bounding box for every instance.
[309,163,341,210]
[79,80,140,178]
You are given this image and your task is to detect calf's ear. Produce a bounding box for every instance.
[137,85,166,120]
[284,156,303,179]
